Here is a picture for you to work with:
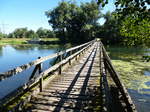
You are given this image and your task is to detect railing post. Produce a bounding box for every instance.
[38,57,43,92]
[59,53,63,74]
[69,51,72,65]
[75,49,78,60]
[40,76,43,92]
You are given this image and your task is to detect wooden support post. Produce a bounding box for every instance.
[69,51,72,65]
[75,49,78,60]
[59,54,63,74]
[79,52,81,57]
[40,77,43,92]
[75,56,78,60]
[30,57,42,80]
[38,57,43,92]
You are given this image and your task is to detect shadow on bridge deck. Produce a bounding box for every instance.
[25,42,101,112]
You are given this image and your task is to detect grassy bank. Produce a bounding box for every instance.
[0,38,59,45]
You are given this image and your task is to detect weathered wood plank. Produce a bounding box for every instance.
[23,42,100,112]
[0,41,95,111]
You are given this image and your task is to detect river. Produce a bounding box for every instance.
[0,44,67,99]
[0,45,150,112]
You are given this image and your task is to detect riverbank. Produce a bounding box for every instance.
[0,38,59,45]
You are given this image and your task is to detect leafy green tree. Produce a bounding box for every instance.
[120,17,150,46]
[46,1,100,43]
[36,27,55,38]
[36,27,47,38]
[7,33,15,38]
[26,30,38,39]
[0,32,4,39]
[97,0,149,19]
[12,28,28,38]
[97,12,122,45]
[97,0,149,46]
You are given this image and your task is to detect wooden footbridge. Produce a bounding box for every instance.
[0,40,136,112]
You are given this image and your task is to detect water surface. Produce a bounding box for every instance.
[107,46,150,112]
[0,44,65,99]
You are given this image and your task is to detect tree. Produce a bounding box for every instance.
[7,33,15,38]
[26,30,38,39]
[36,27,47,38]
[36,27,55,38]
[97,0,150,19]
[120,17,150,46]
[98,11,122,45]
[97,0,149,46]
[12,28,28,38]
[46,1,101,43]
[0,32,6,39]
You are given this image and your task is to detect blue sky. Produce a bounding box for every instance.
[0,0,115,34]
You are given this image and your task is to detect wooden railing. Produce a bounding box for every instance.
[0,40,95,110]
[99,41,137,112]
[0,40,94,81]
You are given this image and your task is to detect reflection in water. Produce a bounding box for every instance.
[145,81,150,86]
[128,89,150,112]
[0,46,3,56]
[0,44,70,99]
[144,71,150,76]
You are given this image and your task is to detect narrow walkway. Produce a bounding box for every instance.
[26,42,100,112]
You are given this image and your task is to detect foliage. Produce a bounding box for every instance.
[46,1,101,44]
[120,17,150,46]
[12,28,28,38]
[7,27,55,39]
[97,0,150,19]
[26,30,38,38]
[114,0,150,20]
[0,32,5,39]
[36,27,55,38]
[99,12,122,45]
[97,0,150,46]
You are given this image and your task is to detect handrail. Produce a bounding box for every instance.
[100,41,137,112]
[0,40,94,81]
[0,40,95,110]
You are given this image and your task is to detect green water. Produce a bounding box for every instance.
[107,46,150,112]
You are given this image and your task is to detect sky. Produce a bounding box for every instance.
[0,0,115,34]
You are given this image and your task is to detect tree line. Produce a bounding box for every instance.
[1,0,149,46]
[45,0,149,46]
[0,27,56,39]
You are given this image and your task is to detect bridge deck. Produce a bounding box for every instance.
[26,42,101,111]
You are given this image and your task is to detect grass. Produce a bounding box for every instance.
[40,38,59,41]
[0,38,60,45]
[0,38,28,45]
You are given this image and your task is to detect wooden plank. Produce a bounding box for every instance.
[0,41,94,109]
[24,42,100,112]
